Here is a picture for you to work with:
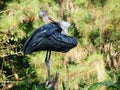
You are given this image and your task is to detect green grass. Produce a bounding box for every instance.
[0,0,120,89]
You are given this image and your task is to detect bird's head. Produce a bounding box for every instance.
[39,10,50,24]
[39,10,71,35]
[39,10,48,17]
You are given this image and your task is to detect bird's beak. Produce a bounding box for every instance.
[48,16,58,23]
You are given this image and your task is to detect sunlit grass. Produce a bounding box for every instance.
[0,0,120,89]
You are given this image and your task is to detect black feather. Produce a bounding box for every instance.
[23,22,77,54]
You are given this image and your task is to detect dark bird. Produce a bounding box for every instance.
[23,11,77,89]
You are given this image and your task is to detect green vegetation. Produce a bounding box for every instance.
[0,0,120,90]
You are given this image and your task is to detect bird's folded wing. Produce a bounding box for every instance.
[23,23,61,54]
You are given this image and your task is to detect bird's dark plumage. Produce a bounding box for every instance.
[23,22,77,54]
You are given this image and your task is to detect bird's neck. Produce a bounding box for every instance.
[42,16,50,24]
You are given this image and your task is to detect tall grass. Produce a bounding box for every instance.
[0,0,120,89]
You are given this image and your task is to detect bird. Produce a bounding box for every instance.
[23,10,77,89]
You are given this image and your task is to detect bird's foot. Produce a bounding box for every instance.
[45,72,59,90]
[45,80,53,89]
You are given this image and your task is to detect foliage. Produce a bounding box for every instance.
[0,0,120,90]
[88,81,119,90]
[89,29,100,46]
[88,70,120,90]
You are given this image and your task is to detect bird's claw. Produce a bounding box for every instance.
[45,72,59,89]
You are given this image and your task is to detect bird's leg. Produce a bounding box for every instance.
[45,50,51,80]
[45,51,59,89]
